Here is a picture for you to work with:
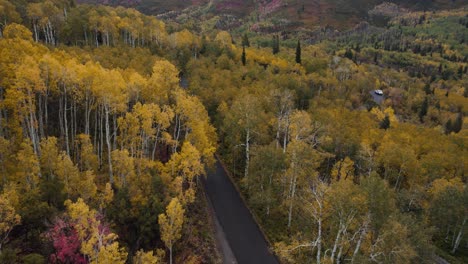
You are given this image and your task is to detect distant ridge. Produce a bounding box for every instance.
[76,0,468,29]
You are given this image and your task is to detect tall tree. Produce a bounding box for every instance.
[295,40,301,64]
[0,191,21,253]
[242,45,246,66]
[242,33,250,47]
[158,198,184,264]
[272,35,280,54]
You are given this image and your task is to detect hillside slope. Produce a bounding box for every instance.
[77,0,468,29]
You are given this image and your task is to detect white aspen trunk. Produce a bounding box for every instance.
[94,107,99,163]
[33,23,39,42]
[244,128,250,181]
[63,89,70,156]
[288,171,297,228]
[26,90,39,157]
[84,27,88,46]
[85,91,90,135]
[169,246,173,264]
[38,94,44,139]
[317,216,322,264]
[104,105,113,183]
[351,219,368,263]
[100,106,104,168]
[71,100,76,153]
[283,117,289,153]
[331,222,343,263]
[42,26,48,44]
[276,116,281,149]
[48,21,55,46]
[266,172,273,216]
[95,29,99,47]
[337,242,344,264]
[112,114,117,150]
[452,216,466,254]
[59,97,64,141]
[44,90,48,132]
[151,126,161,161]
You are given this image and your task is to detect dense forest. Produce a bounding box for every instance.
[0,0,467,263]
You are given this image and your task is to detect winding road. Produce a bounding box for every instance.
[203,160,279,264]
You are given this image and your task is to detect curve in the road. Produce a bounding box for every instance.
[204,160,279,264]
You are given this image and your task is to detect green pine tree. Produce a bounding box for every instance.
[295,40,301,64]
[242,33,250,47]
[419,97,428,122]
[452,113,463,133]
[242,46,246,66]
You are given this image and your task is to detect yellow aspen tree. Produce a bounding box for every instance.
[0,191,21,253]
[99,182,114,212]
[12,56,45,156]
[145,60,179,104]
[111,149,135,188]
[117,111,140,157]
[158,197,184,264]
[16,139,40,190]
[65,198,127,263]
[55,152,80,196]
[93,68,128,183]
[172,89,216,166]
[133,249,165,264]
[331,156,355,182]
[0,137,13,184]
[39,137,59,176]
[166,141,204,186]
[76,134,98,172]
[151,104,174,161]
[2,23,32,40]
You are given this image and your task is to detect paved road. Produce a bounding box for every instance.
[203,160,279,264]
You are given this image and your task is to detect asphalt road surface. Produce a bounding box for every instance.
[204,160,280,264]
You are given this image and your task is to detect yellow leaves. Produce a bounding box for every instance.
[99,182,114,211]
[15,55,45,94]
[214,31,232,47]
[331,157,355,182]
[15,139,40,190]
[145,60,179,103]
[133,249,165,264]
[39,137,59,175]
[429,177,464,197]
[77,134,98,172]
[55,152,79,193]
[289,110,313,141]
[165,142,203,204]
[65,198,127,264]
[370,106,398,126]
[166,141,204,181]
[158,197,185,252]
[169,29,197,49]
[0,0,21,25]
[125,70,148,101]
[2,23,31,40]
[0,190,21,246]
[65,198,96,240]
[93,241,127,264]
[92,67,128,112]
[173,89,217,166]
[78,171,98,203]
[370,107,385,121]
[111,149,135,188]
